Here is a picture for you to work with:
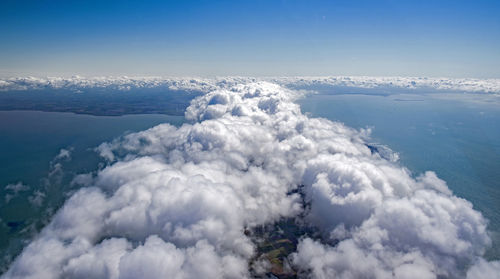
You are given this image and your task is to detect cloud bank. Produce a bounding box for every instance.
[273,76,500,94]
[1,76,500,94]
[2,82,499,278]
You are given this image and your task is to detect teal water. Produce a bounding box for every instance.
[0,110,185,271]
[298,93,500,260]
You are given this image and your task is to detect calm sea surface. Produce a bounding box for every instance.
[298,92,500,260]
[0,110,185,271]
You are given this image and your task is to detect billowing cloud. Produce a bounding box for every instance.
[466,258,500,279]
[2,82,499,278]
[0,76,236,93]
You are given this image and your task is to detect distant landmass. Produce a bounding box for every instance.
[0,88,201,116]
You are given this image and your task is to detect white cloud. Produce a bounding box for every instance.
[466,258,500,279]
[273,76,500,94]
[2,81,498,279]
[1,76,500,94]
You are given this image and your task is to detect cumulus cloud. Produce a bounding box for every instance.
[466,258,500,279]
[0,76,237,93]
[273,76,500,94]
[1,76,500,94]
[2,81,499,279]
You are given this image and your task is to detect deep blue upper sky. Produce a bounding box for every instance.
[1,0,499,77]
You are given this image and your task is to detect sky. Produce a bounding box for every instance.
[1,0,500,77]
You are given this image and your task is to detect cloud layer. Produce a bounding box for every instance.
[1,76,500,94]
[2,82,499,278]
[273,76,500,94]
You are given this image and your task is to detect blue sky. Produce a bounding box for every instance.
[1,0,499,77]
